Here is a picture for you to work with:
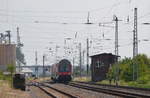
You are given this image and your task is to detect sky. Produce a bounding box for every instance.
[0,0,150,65]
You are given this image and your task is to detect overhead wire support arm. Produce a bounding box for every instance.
[86,38,89,75]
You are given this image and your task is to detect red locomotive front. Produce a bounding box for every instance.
[51,59,72,82]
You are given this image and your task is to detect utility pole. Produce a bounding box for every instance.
[43,55,45,77]
[72,57,75,78]
[113,15,119,58]
[17,27,20,47]
[85,12,92,24]
[133,8,138,81]
[86,38,89,75]
[82,50,85,66]
[16,27,21,72]
[35,51,38,77]
[87,12,90,24]
[0,33,4,43]
[5,30,11,44]
[79,43,82,77]
[113,15,122,59]
[55,45,59,62]
[64,39,66,57]
[133,8,138,57]
[35,51,38,65]
[113,15,120,86]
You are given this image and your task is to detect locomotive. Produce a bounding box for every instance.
[51,59,72,82]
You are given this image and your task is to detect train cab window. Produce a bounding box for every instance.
[65,65,69,72]
[59,65,69,72]
[59,59,71,72]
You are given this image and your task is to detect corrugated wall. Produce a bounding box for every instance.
[0,44,16,71]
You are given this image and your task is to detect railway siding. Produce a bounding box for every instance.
[33,82,78,98]
[44,82,120,98]
[69,82,150,98]
[27,81,150,98]
[74,81,150,95]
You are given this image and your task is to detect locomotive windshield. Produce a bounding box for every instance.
[59,59,71,72]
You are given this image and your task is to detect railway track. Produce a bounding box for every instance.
[67,81,150,98]
[33,82,77,98]
[75,81,150,91]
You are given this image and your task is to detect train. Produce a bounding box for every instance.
[51,59,72,82]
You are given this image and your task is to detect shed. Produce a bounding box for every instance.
[90,53,118,82]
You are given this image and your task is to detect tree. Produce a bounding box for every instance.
[107,54,150,83]
[73,66,81,77]
[7,64,15,87]
[16,47,26,65]
[119,57,133,81]
[133,54,150,83]
[7,64,15,75]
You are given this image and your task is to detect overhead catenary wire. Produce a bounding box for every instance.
[0,0,126,14]
[1,0,150,64]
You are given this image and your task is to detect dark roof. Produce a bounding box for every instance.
[90,53,117,57]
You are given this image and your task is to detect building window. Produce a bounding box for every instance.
[96,60,104,69]
[100,62,104,67]
[96,60,100,68]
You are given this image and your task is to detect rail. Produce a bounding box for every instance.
[68,82,150,98]
[34,82,77,98]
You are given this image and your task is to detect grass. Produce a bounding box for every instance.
[27,77,51,82]
[0,80,30,98]
[72,75,150,89]
[0,72,12,88]
[0,79,11,96]
[127,81,150,88]
[0,80,10,87]
[73,76,91,82]
[0,72,31,98]
[98,79,150,89]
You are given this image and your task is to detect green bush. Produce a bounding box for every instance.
[0,71,3,80]
[137,74,150,84]
[7,64,15,75]
[107,54,150,87]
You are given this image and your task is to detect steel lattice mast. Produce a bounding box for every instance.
[133,8,138,57]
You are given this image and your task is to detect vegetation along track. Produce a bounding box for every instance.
[34,82,77,98]
[68,81,150,98]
